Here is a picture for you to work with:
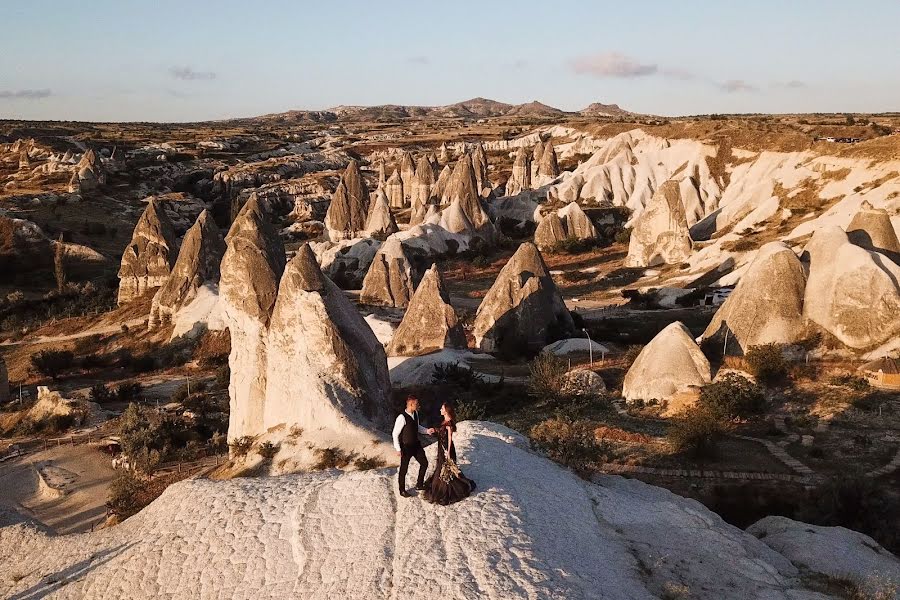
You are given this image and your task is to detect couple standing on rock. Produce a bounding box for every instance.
[392,395,476,504]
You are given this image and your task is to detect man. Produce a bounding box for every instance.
[392,395,434,498]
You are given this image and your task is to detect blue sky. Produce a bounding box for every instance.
[1,0,898,122]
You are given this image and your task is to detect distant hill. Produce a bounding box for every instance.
[248,97,635,123]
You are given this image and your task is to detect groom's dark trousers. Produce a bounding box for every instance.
[399,443,428,492]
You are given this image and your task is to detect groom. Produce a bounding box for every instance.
[392,395,434,498]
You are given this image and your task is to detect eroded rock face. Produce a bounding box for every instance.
[410,156,434,225]
[71,148,106,192]
[149,209,226,331]
[535,141,559,186]
[265,244,392,444]
[473,242,574,354]
[386,169,404,209]
[534,211,567,250]
[846,200,900,261]
[438,142,450,164]
[530,140,545,185]
[803,225,900,349]
[325,160,370,241]
[400,151,416,203]
[387,264,466,356]
[433,165,452,206]
[506,146,531,197]
[117,198,179,305]
[625,180,693,267]
[623,321,711,403]
[364,188,399,238]
[220,195,286,441]
[702,242,808,353]
[311,237,381,290]
[360,238,418,307]
[472,142,489,195]
[559,202,597,241]
[443,154,494,238]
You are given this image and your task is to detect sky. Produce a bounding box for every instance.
[1,0,898,122]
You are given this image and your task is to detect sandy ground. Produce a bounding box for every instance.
[0,444,115,534]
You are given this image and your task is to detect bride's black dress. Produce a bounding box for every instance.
[422,423,475,505]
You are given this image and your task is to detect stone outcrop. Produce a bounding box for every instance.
[625,180,693,267]
[360,238,418,307]
[702,242,808,353]
[846,200,900,261]
[385,169,404,209]
[432,165,452,206]
[325,160,370,241]
[311,238,381,289]
[803,225,900,349]
[400,152,416,203]
[265,244,393,445]
[535,141,559,186]
[623,321,711,403]
[364,188,399,238]
[117,198,179,305]
[220,196,286,441]
[472,142,489,195]
[506,146,531,197]
[438,142,450,164]
[559,202,597,240]
[530,140,544,185]
[387,264,466,356]
[534,211,568,250]
[473,242,574,354]
[443,154,494,237]
[410,156,434,225]
[70,148,106,192]
[149,209,226,331]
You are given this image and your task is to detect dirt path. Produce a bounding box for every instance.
[0,444,116,534]
[0,317,146,348]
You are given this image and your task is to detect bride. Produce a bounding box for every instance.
[422,401,476,505]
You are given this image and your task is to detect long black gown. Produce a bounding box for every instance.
[422,422,476,505]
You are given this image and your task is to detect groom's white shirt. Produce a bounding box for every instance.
[392,410,427,451]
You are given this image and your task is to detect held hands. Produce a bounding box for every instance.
[427,427,436,435]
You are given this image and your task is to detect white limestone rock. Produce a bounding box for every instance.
[399,151,416,204]
[803,226,900,349]
[220,195,286,441]
[702,242,808,353]
[625,180,693,267]
[359,238,418,308]
[534,211,567,250]
[473,242,575,354]
[559,201,597,241]
[386,264,466,356]
[506,146,531,197]
[623,321,711,403]
[117,198,179,305]
[364,188,399,238]
[310,237,381,290]
[149,209,225,331]
[846,200,900,261]
[265,244,393,454]
[385,169,404,209]
[324,159,370,241]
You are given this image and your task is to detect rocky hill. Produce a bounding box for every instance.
[2,422,896,599]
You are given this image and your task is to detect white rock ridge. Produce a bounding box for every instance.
[625,180,693,268]
[0,421,873,600]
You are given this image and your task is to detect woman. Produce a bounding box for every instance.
[422,402,476,505]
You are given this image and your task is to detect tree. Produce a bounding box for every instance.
[54,233,66,291]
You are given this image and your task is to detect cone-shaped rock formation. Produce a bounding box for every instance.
[117,198,179,305]
[386,264,466,356]
[625,180,693,267]
[624,322,711,402]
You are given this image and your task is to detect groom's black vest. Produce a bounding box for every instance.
[399,411,421,449]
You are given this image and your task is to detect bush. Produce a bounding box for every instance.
[530,417,604,468]
[107,470,145,520]
[744,344,789,386]
[622,345,644,369]
[552,236,593,255]
[257,441,279,461]
[115,382,143,402]
[698,373,766,419]
[31,349,75,378]
[90,383,114,404]
[527,353,568,403]
[614,227,632,244]
[314,447,353,470]
[354,456,385,471]
[471,255,490,268]
[667,406,731,458]
[431,362,484,390]
[829,374,870,391]
[229,436,254,458]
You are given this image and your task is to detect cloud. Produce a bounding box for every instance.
[0,89,52,100]
[510,59,528,70]
[169,66,217,81]
[718,79,757,93]
[407,56,430,66]
[660,67,696,81]
[773,80,807,89]
[569,52,658,78]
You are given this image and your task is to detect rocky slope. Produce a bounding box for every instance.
[1,422,894,599]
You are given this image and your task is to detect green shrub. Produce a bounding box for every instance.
[115,382,142,402]
[314,447,352,470]
[614,227,632,244]
[90,383,114,404]
[432,362,484,390]
[106,470,145,520]
[552,236,593,255]
[527,353,568,403]
[622,345,644,368]
[471,255,490,268]
[668,406,730,458]
[31,349,75,378]
[698,373,766,419]
[529,417,604,468]
[744,343,789,385]
[829,374,870,392]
